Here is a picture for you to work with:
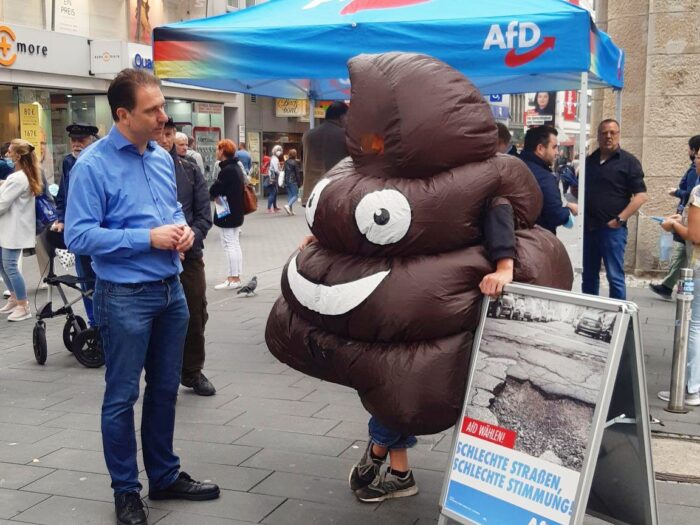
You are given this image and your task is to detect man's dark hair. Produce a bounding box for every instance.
[524,126,558,152]
[107,68,161,121]
[0,141,10,157]
[496,123,511,145]
[597,118,620,133]
[325,101,349,121]
[689,135,700,153]
[164,117,176,130]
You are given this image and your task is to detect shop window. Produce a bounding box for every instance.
[0,86,18,145]
[0,0,46,29]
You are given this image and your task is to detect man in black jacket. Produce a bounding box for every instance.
[519,126,577,235]
[159,119,215,396]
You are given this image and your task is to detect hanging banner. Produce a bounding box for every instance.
[54,0,90,37]
[19,103,41,147]
[563,90,578,121]
[525,91,556,127]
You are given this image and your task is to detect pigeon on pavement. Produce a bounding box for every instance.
[237,276,258,297]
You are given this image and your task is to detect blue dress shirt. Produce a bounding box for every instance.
[65,126,185,283]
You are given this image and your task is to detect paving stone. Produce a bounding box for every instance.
[0,487,50,519]
[177,462,271,492]
[20,469,114,502]
[340,442,449,473]
[241,448,356,480]
[301,388,363,407]
[251,471,361,510]
[655,480,700,507]
[0,463,54,490]
[216,383,315,401]
[39,412,102,432]
[33,429,104,452]
[173,440,260,467]
[234,428,352,457]
[0,423,63,445]
[11,494,168,525]
[147,489,285,523]
[324,420,369,441]
[155,511,257,525]
[0,407,64,426]
[174,406,244,426]
[0,442,62,466]
[229,412,339,436]
[218,396,328,417]
[262,498,415,525]
[312,404,373,424]
[173,422,253,445]
[37,448,143,476]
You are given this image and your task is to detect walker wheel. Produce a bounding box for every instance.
[33,322,47,365]
[72,327,105,368]
[63,316,87,351]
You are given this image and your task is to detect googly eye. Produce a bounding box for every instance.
[305,178,332,228]
[354,189,411,245]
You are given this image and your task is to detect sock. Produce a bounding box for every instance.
[389,468,409,478]
[370,447,387,463]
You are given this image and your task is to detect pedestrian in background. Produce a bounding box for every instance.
[267,144,283,213]
[496,123,517,155]
[186,134,205,173]
[159,118,216,397]
[301,101,348,204]
[0,139,43,322]
[283,148,301,215]
[650,134,700,300]
[237,141,252,174]
[583,119,648,300]
[65,68,219,525]
[210,139,245,291]
[658,149,700,406]
[519,126,577,235]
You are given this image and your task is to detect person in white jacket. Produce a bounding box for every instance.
[0,139,43,321]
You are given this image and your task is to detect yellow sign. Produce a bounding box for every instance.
[19,103,41,147]
[275,98,307,118]
[0,25,17,67]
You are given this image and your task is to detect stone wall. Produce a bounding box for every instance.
[594,0,700,275]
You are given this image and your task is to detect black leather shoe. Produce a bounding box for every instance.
[115,492,147,525]
[183,374,216,396]
[148,471,220,501]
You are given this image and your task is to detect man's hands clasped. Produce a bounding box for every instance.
[151,224,194,255]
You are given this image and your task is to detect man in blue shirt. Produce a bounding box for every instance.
[519,126,577,235]
[65,69,219,525]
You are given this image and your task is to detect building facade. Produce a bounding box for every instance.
[593,0,700,275]
[0,0,242,184]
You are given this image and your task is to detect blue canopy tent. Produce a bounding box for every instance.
[153,0,626,287]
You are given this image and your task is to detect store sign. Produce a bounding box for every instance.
[193,102,223,115]
[276,98,307,118]
[54,0,90,37]
[128,43,153,71]
[90,40,124,75]
[19,103,41,147]
[0,24,88,76]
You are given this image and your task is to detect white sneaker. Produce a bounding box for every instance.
[2,290,9,298]
[7,304,32,322]
[284,204,292,215]
[0,298,17,314]
[214,280,242,290]
[657,390,700,406]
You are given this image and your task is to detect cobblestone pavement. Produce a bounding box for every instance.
[0,200,698,524]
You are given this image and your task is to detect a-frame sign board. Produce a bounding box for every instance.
[438,283,658,525]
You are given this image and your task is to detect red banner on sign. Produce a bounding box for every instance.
[461,417,517,449]
[563,90,578,121]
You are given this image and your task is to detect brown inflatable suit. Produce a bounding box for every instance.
[266,53,573,436]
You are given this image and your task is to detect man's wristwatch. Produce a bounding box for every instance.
[615,215,627,226]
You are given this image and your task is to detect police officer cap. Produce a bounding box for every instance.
[66,122,98,138]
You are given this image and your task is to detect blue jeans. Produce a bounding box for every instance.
[687,272,700,395]
[582,226,628,300]
[76,255,95,326]
[267,183,278,210]
[0,247,26,300]
[94,275,189,495]
[287,182,299,208]
[368,417,416,449]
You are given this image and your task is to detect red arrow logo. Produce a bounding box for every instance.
[504,36,555,67]
[341,0,431,15]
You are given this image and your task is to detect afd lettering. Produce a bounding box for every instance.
[483,22,541,50]
[483,21,555,67]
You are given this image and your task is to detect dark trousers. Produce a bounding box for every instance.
[582,226,628,300]
[180,257,209,383]
[94,276,189,495]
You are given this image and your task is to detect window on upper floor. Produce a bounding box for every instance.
[0,0,46,30]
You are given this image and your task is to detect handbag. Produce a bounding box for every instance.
[278,171,285,188]
[243,184,257,215]
[35,193,58,226]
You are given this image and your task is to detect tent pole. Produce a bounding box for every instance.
[615,89,622,128]
[309,98,316,130]
[576,71,589,292]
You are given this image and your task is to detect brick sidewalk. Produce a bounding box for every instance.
[0,199,697,524]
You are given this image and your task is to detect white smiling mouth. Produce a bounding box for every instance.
[287,255,390,316]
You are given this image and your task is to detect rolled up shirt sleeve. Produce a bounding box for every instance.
[65,162,151,257]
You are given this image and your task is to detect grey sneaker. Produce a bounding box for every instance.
[349,441,384,491]
[355,469,418,503]
[657,390,700,406]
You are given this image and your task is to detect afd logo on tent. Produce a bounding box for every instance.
[483,22,555,68]
[304,0,433,15]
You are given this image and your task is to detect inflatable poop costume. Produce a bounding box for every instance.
[266,53,573,436]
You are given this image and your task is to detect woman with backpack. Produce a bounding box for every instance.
[283,149,302,215]
[0,139,43,321]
